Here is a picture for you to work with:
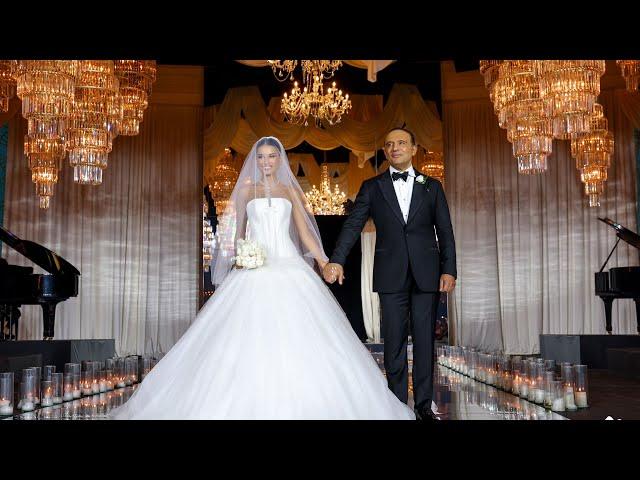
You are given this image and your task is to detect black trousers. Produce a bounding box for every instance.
[378,268,439,410]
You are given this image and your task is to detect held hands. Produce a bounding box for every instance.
[323,262,345,285]
[439,274,456,293]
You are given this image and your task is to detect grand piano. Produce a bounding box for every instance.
[595,217,640,334]
[0,226,79,340]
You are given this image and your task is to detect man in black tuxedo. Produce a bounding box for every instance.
[323,128,456,421]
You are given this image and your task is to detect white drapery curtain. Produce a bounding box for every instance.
[445,89,639,354]
[361,220,381,342]
[3,104,202,356]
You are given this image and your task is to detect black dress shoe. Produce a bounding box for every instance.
[414,407,439,421]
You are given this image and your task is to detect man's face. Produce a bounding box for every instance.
[384,130,417,169]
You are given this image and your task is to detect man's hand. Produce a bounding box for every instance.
[323,263,345,285]
[439,274,456,293]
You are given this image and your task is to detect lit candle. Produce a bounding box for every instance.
[535,388,545,404]
[575,391,588,408]
[92,382,100,394]
[73,388,81,399]
[0,398,12,415]
[520,382,529,398]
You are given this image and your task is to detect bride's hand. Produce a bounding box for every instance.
[317,259,328,271]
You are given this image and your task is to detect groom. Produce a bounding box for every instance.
[323,128,456,421]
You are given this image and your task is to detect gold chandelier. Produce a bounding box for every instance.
[419,150,445,187]
[273,60,352,127]
[305,164,347,215]
[616,60,640,92]
[210,148,239,214]
[570,104,614,207]
[8,59,156,208]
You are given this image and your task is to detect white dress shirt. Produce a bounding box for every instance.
[389,165,415,223]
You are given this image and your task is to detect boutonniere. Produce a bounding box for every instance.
[415,175,427,185]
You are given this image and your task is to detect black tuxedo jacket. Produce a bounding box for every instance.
[330,169,456,293]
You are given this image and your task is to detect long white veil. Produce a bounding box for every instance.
[211,136,328,287]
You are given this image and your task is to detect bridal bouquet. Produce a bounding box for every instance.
[233,239,266,269]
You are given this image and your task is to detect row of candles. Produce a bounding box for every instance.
[436,366,566,420]
[14,388,137,420]
[0,355,158,416]
[437,346,589,412]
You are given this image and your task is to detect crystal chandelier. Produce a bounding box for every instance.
[267,60,297,81]
[490,61,553,174]
[536,60,605,140]
[570,104,614,207]
[7,59,156,208]
[419,150,445,187]
[14,60,79,209]
[616,60,640,92]
[274,60,351,127]
[66,61,121,185]
[210,148,239,214]
[0,61,16,112]
[114,60,156,136]
[305,164,347,215]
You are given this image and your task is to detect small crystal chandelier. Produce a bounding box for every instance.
[210,148,239,214]
[616,60,640,92]
[114,60,156,136]
[274,60,351,127]
[419,150,445,187]
[570,104,614,207]
[305,164,347,215]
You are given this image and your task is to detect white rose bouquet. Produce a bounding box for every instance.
[232,239,266,269]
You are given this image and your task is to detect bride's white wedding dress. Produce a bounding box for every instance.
[111,197,414,419]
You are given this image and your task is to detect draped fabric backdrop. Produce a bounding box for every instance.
[3,103,202,356]
[446,89,640,354]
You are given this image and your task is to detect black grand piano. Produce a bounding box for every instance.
[595,217,640,334]
[0,226,79,340]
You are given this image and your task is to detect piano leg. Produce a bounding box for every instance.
[41,303,58,340]
[634,298,640,334]
[603,297,614,335]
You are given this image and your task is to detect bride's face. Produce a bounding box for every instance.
[256,145,281,177]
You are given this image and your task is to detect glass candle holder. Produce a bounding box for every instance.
[43,365,56,381]
[63,373,74,401]
[115,358,126,388]
[544,371,555,409]
[81,370,94,396]
[527,362,538,402]
[41,380,54,406]
[52,372,64,404]
[142,357,152,381]
[0,372,14,415]
[104,369,114,390]
[561,364,577,411]
[544,359,556,373]
[535,367,545,404]
[72,374,82,398]
[551,380,565,412]
[20,376,36,412]
[574,364,589,408]
[33,366,42,405]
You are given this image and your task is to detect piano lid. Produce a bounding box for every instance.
[0,225,81,276]
[599,217,640,249]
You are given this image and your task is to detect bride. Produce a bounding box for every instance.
[110,136,415,420]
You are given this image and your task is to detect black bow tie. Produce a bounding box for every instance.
[392,171,409,182]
